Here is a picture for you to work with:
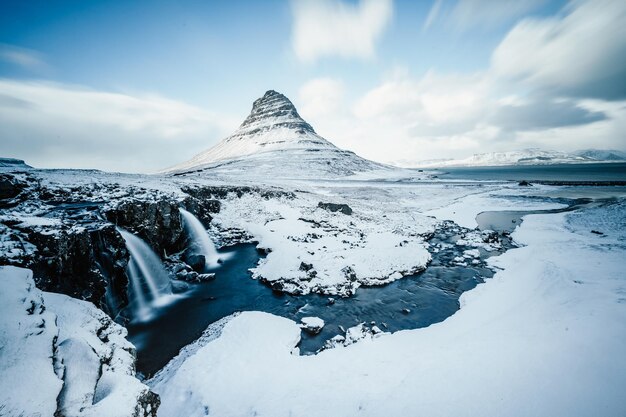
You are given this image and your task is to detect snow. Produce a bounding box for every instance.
[424,188,567,228]
[2,104,625,417]
[45,292,155,417]
[0,266,155,417]
[0,266,62,417]
[412,148,592,168]
[151,200,626,417]
[212,187,434,296]
[300,316,324,334]
[163,90,388,177]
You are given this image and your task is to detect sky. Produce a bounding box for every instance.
[0,0,625,172]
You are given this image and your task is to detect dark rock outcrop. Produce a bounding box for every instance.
[23,223,129,314]
[185,253,206,272]
[105,198,186,256]
[182,185,294,201]
[318,202,353,215]
[237,90,316,136]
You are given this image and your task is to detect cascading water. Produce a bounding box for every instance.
[179,208,221,268]
[118,228,173,321]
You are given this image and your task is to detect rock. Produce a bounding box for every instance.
[185,253,206,272]
[182,184,294,201]
[518,180,532,186]
[105,197,186,256]
[344,323,368,345]
[196,273,216,282]
[24,223,130,313]
[481,230,500,244]
[300,316,325,335]
[299,261,313,271]
[323,334,346,350]
[170,280,190,292]
[317,202,352,215]
[0,174,28,200]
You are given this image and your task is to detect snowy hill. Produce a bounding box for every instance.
[574,149,626,161]
[0,158,32,170]
[164,90,388,178]
[412,149,596,168]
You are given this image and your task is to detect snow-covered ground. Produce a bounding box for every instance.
[0,266,158,417]
[2,153,626,417]
[150,197,626,417]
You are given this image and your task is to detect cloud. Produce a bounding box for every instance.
[317,0,626,165]
[298,77,346,120]
[0,44,49,72]
[424,0,548,31]
[492,0,626,100]
[450,0,547,29]
[297,68,618,165]
[423,0,443,30]
[290,0,393,63]
[490,97,607,131]
[0,80,238,173]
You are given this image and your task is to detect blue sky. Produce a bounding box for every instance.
[1,0,625,172]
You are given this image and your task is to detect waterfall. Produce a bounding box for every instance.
[179,208,221,268]
[118,228,172,320]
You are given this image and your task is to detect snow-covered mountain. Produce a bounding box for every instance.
[574,149,626,161]
[164,90,388,178]
[0,158,32,169]
[410,148,621,168]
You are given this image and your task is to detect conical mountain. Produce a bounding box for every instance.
[165,90,387,178]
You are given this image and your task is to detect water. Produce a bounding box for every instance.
[434,162,626,182]
[179,208,221,268]
[476,198,594,233]
[128,227,501,378]
[118,229,173,321]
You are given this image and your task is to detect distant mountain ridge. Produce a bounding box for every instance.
[574,149,626,161]
[409,148,626,168]
[164,90,387,178]
[0,158,32,169]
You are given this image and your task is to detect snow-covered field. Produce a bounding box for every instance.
[2,151,626,417]
[151,197,626,417]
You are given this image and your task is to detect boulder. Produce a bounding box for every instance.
[0,174,27,200]
[318,202,352,215]
[185,253,206,272]
[300,316,325,335]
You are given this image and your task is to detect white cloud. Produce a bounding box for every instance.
[423,0,548,31]
[290,0,393,63]
[492,0,626,99]
[423,0,443,30]
[0,80,238,173]
[354,71,491,130]
[302,0,626,165]
[450,0,547,29]
[0,44,49,72]
[298,78,346,120]
[296,67,621,165]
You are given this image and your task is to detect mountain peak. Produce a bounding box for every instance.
[164,89,388,176]
[237,90,315,135]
